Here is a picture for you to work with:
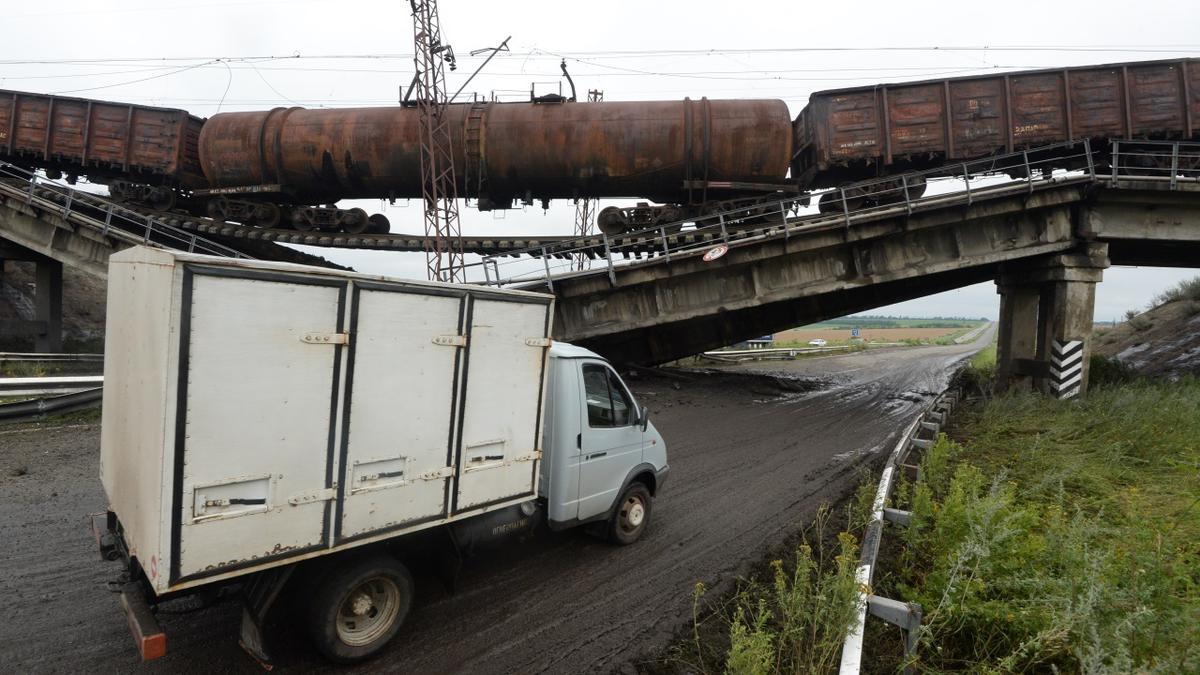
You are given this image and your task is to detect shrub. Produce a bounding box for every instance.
[1152,276,1200,306]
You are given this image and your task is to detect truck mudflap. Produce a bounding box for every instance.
[92,512,167,661]
[119,582,167,661]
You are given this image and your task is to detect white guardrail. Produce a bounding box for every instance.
[838,388,961,674]
[0,376,104,397]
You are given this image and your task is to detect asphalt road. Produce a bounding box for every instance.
[0,326,992,674]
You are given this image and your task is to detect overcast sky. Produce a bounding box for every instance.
[4,0,1198,321]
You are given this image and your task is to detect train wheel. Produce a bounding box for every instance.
[207,197,228,222]
[597,206,628,236]
[148,188,176,211]
[343,208,371,235]
[368,213,391,235]
[291,210,317,231]
[254,203,281,229]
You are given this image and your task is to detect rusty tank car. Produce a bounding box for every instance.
[196,98,795,234]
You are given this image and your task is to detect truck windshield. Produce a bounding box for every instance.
[583,363,634,427]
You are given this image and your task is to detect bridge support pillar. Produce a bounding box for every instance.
[0,240,63,352]
[35,257,64,353]
[995,243,1109,398]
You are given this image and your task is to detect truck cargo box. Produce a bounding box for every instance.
[100,247,554,595]
[792,57,1200,187]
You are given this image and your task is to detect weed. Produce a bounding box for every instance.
[687,506,864,675]
[1152,276,1200,306]
[883,381,1200,672]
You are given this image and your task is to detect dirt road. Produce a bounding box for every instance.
[0,327,991,674]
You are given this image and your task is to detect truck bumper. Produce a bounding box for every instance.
[120,582,168,661]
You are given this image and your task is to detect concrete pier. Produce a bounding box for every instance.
[0,242,64,352]
[995,243,1109,398]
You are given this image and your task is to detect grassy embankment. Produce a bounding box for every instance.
[678,346,1198,673]
[871,368,1200,672]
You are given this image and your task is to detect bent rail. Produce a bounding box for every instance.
[0,161,250,259]
[485,139,1200,288]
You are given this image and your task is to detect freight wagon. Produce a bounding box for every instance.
[94,247,668,664]
[792,57,1200,209]
[0,88,206,209]
[6,57,1200,233]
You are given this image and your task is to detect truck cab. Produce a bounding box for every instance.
[541,343,668,541]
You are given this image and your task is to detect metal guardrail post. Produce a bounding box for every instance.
[1084,138,1095,179]
[718,213,729,243]
[27,175,37,203]
[490,259,501,287]
[961,163,972,205]
[1022,150,1034,194]
[901,175,912,216]
[1170,142,1180,190]
[102,204,114,235]
[840,187,851,228]
[601,232,616,286]
[779,201,790,242]
[540,246,554,292]
[143,215,153,243]
[63,189,74,219]
[482,256,494,286]
[659,226,671,263]
[1111,140,1120,185]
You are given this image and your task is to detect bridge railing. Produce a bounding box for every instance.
[482,138,1200,289]
[0,161,251,260]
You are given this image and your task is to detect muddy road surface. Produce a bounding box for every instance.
[0,327,991,673]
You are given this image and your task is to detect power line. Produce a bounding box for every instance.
[2,44,1198,66]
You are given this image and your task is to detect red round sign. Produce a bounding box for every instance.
[702,244,728,262]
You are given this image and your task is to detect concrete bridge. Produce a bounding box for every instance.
[494,140,1200,398]
[0,163,335,350]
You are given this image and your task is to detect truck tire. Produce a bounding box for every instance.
[306,554,413,664]
[607,482,652,545]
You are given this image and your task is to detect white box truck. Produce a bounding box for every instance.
[93,247,668,664]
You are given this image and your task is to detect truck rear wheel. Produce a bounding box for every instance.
[306,554,413,663]
[607,482,652,545]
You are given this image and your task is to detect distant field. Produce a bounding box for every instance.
[774,327,962,343]
[804,316,985,329]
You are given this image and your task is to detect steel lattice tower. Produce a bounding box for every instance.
[411,0,465,283]
[572,89,604,271]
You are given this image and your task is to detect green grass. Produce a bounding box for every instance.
[878,380,1200,672]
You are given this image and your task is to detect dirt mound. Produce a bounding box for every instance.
[1094,297,1200,379]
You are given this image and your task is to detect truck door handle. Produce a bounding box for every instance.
[586,452,607,460]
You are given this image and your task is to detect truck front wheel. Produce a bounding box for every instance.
[608,482,652,545]
[307,554,413,663]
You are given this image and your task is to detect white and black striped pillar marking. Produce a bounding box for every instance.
[1050,340,1084,399]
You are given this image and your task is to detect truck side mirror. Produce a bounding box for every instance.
[639,406,651,432]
